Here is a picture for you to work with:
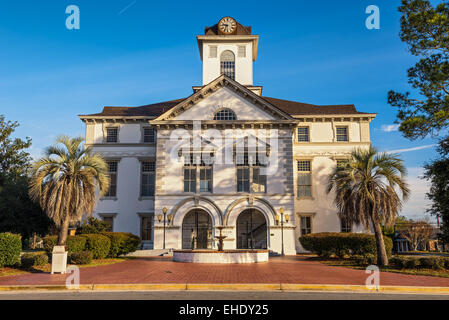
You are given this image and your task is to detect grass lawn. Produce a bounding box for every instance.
[0,257,134,277]
[311,256,449,278]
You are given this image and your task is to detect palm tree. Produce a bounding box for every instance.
[29,136,109,246]
[327,147,410,266]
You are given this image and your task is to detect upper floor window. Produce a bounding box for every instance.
[336,126,349,142]
[143,127,156,143]
[106,127,118,143]
[183,153,213,193]
[105,161,118,197]
[214,109,237,121]
[141,161,155,197]
[297,127,310,142]
[297,160,312,198]
[236,152,267,193]
[220,50,235,80]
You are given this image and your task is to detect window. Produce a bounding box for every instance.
[297,127,310,142]
[297,160,311,197]
[340,218,352,233]
[238,45,246,58]
[214,109,236,120]
[105,161,118,197]
[336,159,349,169]
[336,126,349,142]
[141,216,153,241]
[102,216,114,232]
[140,161,155,197]
[199,165,212,193]
[183,154,213,193]
[143,128,155,143]
[220,50,235,79]
[300,216,312,235]
[237,152,267,193]
[106,127,118,143]
[209,45,217,58]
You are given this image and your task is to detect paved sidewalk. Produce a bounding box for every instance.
[0,256,448,287]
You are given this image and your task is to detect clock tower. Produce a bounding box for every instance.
[197,17,259,87]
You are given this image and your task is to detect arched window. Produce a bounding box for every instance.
[214,109,237,121]
[220,50,235,79]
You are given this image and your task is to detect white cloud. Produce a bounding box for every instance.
[381,124,400,132]
[385,144,436,154]
[400,167,436,223]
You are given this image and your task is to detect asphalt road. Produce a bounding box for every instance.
[0,290,448,300]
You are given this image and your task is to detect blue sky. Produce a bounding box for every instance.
[0,0,439,221]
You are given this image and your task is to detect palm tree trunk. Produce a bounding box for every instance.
[58,219,70,246]
[372,220,389,266]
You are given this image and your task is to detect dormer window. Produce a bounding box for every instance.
[214,109,237,121]
[220,50,235,79]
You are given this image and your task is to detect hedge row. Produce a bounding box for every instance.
[0,233,22,267]
[299,232,393,258]
[390,256,449,270]
[20,253,49,269]
[43,232,140,261]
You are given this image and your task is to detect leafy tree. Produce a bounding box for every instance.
[388,0,449,140]
[423,143,449,242]
[388,0,449,243]
[398,220,434,250]
[327,147,410,266]
[29,136,110,246]
[0,114,50,240]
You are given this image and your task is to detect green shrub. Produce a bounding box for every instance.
[69,251,93,265]
[0,233,22,267]
[420,257,445,270]
[102,232,140,258]
[390,256,407,269]
[444,258,449,269]
[43,235,58,253]
[20,253,48,269]
[298,232,393,259]
[77,217,110,234]
[82,234,111,259]
[405,257,420,269]
[66,236,87,253]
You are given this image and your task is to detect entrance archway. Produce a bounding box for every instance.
[182,209,213,249]
[236,209,267,249]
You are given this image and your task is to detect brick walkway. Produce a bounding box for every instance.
[1,256,449,287]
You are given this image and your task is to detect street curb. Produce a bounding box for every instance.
[1,283,449,294]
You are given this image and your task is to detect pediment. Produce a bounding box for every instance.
[152,75,293,122]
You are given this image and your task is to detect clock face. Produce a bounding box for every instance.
[219,17,237,34]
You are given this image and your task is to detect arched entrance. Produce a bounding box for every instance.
[182,209,213,249]
[236,209,267,249]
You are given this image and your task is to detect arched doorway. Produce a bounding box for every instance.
[236,209,267,249]
[182,209,213,249]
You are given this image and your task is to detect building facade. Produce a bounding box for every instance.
[79,17,376,254]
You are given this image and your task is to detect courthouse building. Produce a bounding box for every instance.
[79,17,376,254]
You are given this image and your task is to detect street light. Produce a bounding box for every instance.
[157,207,170,249]
[278,208,289,256]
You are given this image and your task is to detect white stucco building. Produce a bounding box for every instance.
[79,17,376,255]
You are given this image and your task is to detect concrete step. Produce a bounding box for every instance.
[126,249,173,257]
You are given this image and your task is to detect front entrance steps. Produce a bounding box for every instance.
[126,249,173,257]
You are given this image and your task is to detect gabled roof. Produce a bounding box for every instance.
[152,74,294,122]
[79,80,373,120]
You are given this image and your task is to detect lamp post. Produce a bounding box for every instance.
[157,207,171,249]
[277,208,289,256]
